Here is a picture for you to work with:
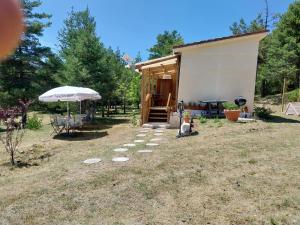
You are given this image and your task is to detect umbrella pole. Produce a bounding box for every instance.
[80,101,82,115]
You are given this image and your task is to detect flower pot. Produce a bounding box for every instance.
[224,109,240,122]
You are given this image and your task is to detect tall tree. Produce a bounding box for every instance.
[0,0,52,106]
[263,1,300,93]
[230,14,265,35]
[57,9,113,115]
[148,30,184,59]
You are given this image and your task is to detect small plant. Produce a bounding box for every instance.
[213,116,220,123]
[198,115,207,124]
[222,102,239,110]
[26,114,43,130]
[131,110,138,127]
[0,116,25,166]
[183,111,190,123]
[254,106,272,119]
[287,88,299,102]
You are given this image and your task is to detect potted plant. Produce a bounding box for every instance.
[222,102,240,122]
[183,111,190,123]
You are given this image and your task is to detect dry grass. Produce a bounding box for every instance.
[0,107,300,225]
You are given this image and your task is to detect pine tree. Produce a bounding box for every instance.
[148,30,184,59]
[57,9,112,115]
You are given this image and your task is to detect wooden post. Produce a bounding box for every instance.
[281,78,287,112]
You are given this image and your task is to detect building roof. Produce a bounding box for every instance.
[173,30,268,50]
[135,54,178,70]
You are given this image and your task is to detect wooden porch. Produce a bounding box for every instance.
[136,55,180,125]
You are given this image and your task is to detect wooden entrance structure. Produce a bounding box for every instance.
[136,55,181,125]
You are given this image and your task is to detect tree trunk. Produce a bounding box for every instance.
[123,96,126,114]
[106,100,110,117]
[260,79,267,97]
[10,151,15,166]
[101,107,105,118]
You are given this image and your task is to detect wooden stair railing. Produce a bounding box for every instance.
[166,92,172,122]
[143,93,152,124]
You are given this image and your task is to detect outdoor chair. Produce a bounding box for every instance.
[50,114,67,135]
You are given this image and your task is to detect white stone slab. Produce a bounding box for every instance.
[154,133,163,136]
[139,130,149,133]
[155,130,164,133]
[83,158,102,164]
[150,138,162,142]
[138,150,153,153]
[146,143,159,147]
[112,157,129,162]
[113,148,128,152]
[136,134,147,137]
[134,140,144,143]
[123,143,136,147]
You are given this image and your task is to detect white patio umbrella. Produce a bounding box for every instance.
[39,86,101,115]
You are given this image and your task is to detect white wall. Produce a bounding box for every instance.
[176,35,265,112]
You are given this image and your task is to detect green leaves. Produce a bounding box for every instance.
[148,30,184,59]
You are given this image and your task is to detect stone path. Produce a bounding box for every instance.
[83,128,169,164]
[138,150,153,153]
[113,148,128,152]
[83,158,102,164]
[146,143,159,147]
[112,157,129,162]
[123,143,136,147]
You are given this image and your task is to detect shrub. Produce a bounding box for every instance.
[26,114,43,130]
[254,106,272,119]
[131,110,138,127]
[222,102,239,110]
[198,115,207,124]
[287,88,299,102]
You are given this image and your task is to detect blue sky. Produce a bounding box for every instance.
[38,0,294,60]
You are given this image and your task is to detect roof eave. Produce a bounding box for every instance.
[173,30,269,52]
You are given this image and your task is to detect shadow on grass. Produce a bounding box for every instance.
[93,117,130,125]
[53,131,108,141]
[1,161,39,169]
[262,115,300,124]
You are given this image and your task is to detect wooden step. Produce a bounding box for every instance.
[149,112,167,116]
[149,116,167,120]
[150,107,167,111]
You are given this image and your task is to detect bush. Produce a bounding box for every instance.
[287,89,299,102]
[198,115,207,124]
[222,102,239,110]
[254,106,272,119]
[26,114,43,130]
[131,110,138,127]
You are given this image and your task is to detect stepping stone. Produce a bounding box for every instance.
[146,143,159,147]
[112,157,129,162]
[83,158,102,164]
[123,143,136,147]
[138,150,153,153]
[136,134,146,137]
[134,140,145,143]
[155,130,164,133]
[154,133,163,136]
[139,130,149,133]
[113,148,128,152]
[150,138,162,142]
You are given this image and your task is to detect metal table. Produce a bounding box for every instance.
[200,100,227,118]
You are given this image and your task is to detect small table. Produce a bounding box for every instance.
[200,100,227,118]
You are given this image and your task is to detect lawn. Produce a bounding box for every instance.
[0,104,300,225]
